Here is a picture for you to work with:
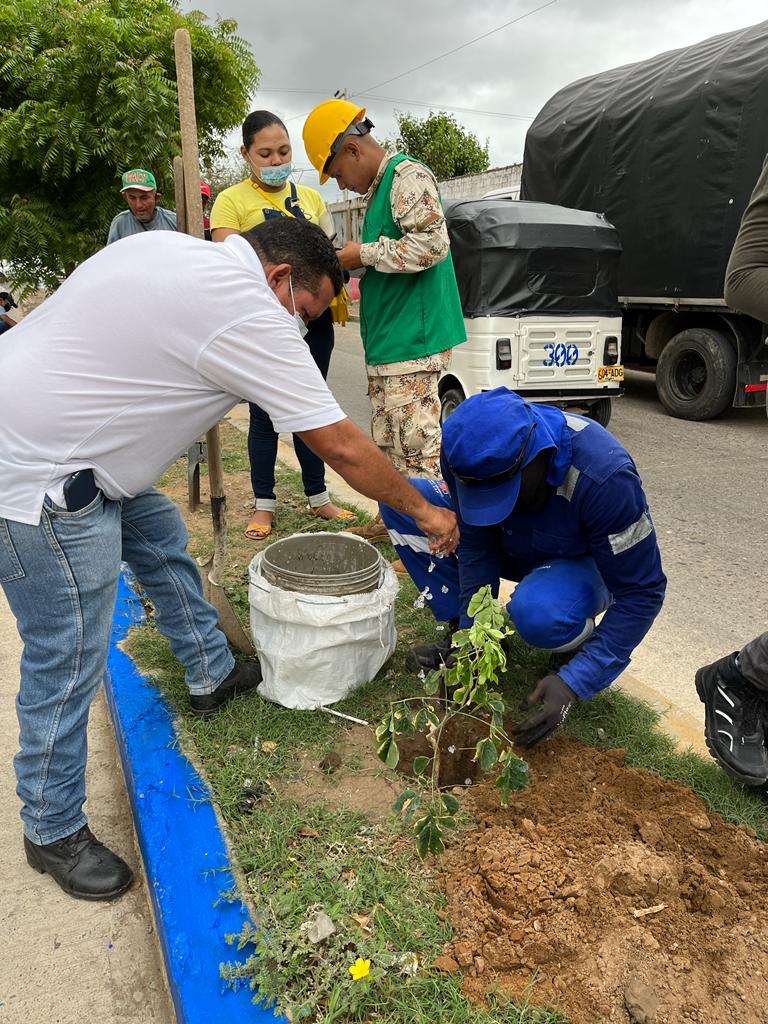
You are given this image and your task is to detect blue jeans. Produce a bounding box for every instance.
[380,478,610,649]
[0,488,234,845]
[248,310,334,511]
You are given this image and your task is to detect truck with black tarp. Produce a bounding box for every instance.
[521,20,768,420]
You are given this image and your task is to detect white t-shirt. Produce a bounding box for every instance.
[0,232,345,525]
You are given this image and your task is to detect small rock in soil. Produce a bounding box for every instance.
[433,954,460,973]
[453,940,475,967]
[624,975,659,1024]
[687,810,712,831]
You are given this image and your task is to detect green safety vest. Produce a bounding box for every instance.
[359,154,466,366]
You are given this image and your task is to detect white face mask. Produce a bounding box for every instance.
[288,276,308,338]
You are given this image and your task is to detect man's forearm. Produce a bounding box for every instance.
[299,419,431,518]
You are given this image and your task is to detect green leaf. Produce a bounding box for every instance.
[393,788,422,822]
[392,709,414,735]
[413,811,446,859]
[474,737,498,772]
[440,792,459,814]
[376,735,400,770]
[413,756,431,776]
[424,669,442,696]
[495,751,530,805]
[423,706,441,729]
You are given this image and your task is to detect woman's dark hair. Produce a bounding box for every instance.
[242,110,289,150]
[243,218,343,296]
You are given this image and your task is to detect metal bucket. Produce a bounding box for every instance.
[260,532,383,596]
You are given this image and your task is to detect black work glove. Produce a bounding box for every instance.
[511,673,578,748]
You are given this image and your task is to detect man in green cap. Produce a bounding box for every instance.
[106,168,177,245]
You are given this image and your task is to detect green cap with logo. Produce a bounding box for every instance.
[120,168,157,192]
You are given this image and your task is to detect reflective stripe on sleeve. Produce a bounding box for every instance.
[386,530,431,553]
[556,465,581,501]
[608,511,653,555]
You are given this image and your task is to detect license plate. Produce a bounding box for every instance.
[598,365,624,383]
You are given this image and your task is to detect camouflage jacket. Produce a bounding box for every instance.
[359,153,450,274]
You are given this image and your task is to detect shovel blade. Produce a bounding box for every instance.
[198,556,256,656]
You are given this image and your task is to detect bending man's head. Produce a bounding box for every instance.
[242,217,343,326]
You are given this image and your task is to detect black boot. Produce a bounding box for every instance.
[189,660,262,718]
[407,620,459,673]
[695,653,768,786]
[25,825,133,901]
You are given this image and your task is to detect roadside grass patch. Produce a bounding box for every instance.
[125,422,768,1021]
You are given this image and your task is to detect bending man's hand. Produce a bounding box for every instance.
[511,673,577,748]
[413,504,459,557]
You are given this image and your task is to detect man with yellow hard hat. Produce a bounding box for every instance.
[303,100,466,542]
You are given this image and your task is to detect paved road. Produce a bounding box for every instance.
[327,323,768,724]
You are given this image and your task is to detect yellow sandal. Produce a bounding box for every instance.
[309,503,357,524]
[245,513,273,540]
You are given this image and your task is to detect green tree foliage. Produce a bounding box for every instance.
[394,111,490,181]
[0,0,260,289]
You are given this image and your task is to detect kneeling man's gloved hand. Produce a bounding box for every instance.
[511,674,578,748]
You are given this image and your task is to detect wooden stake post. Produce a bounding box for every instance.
[173,28,254,654]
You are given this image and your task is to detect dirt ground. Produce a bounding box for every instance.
[433,737,768,1024]
[270,721,768,1023]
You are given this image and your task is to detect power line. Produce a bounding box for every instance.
[352,0,561,96]
[359,93,534,121]
[257,87,534,122]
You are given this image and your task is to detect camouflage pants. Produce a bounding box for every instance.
[366,353,448,477]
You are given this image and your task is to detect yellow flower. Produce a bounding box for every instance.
[348,957,371,981]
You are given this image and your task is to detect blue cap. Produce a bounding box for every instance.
[442,388,553,526]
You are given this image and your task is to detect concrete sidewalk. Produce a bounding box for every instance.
[0,590,172,1023]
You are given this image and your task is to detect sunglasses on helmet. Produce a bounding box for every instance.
[323,118,375,176]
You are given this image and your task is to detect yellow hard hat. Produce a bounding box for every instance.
[303,99,368,184]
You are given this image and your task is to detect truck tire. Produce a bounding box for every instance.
[440,386,465,424]
[588,397,612,428]
[655,328,736,421]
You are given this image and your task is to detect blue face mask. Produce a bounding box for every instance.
[258,162,292,187]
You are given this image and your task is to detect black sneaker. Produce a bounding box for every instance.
[25,825,133,901]
[190,660,262,718]
[695,654,768,786]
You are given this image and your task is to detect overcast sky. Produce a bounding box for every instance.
[182,0,766,201]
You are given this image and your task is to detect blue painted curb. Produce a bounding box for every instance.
[104,572,278,1024]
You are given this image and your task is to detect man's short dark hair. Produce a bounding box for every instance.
[243,218,343,296]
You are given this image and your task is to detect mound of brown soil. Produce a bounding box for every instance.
[437,738,768,1023]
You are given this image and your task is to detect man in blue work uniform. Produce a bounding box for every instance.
[381,388,667,747]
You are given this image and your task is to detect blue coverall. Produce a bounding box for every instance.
[380,407,666,700]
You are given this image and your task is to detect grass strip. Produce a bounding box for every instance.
[126,425,768,1022]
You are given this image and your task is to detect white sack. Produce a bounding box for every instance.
[248,553,398,709]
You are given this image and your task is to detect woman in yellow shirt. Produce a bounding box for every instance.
[211,110,354,539]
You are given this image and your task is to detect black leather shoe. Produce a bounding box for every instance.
[189,660,262,718]
[25,825,133,901]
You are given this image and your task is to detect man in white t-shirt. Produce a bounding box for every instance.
[0,217,458,902]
